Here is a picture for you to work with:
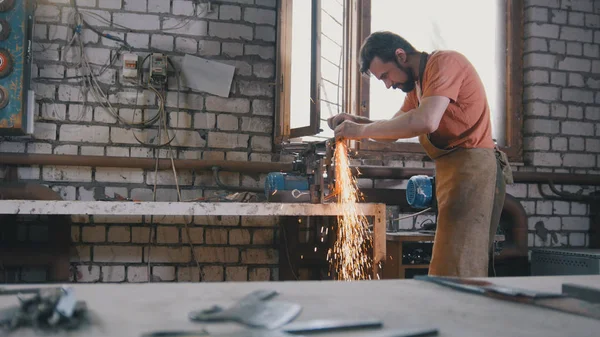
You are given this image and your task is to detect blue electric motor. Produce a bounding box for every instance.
[265,172,310,197]
[406,175,434,209]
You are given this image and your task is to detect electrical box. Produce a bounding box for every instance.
[0,0,34,136]
[149,53,167,86]
[122,53,138,79]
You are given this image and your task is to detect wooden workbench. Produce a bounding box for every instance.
[1,275,599,336]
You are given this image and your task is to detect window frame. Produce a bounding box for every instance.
[274,0,322,144]
[275,0,524,162]
[354,0,524,162]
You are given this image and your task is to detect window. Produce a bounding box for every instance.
[370,0,505,145]
[276,0,523,161]
[275,0,345,143]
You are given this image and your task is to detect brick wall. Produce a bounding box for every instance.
[1,0,599,283]
[518,0,598,247]
[0,0,279,283]
[366,0,599,251]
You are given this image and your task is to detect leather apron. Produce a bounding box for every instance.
[415,53,508,277]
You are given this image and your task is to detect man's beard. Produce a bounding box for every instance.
[392,60,416,93]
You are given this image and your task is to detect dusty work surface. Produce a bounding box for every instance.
[1,275,599,336]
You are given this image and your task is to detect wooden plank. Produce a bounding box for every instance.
[503,0,525,162]
[0,200,385,217]
[274,0,293,143]
[0,275,598,336]
[372,204,385,274]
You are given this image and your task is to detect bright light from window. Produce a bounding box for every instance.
[289,0,343,142]
[369,0,506,145]
[290,0,313,130]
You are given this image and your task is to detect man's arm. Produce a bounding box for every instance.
[367,108,407,143]
[353,115,375,124]
[359,96,450,140]
[327,113,374,131]
[363,93,416,142]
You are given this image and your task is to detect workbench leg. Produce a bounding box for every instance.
[49,218,72,282]
[372,205,386,280]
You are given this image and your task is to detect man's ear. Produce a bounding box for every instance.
[395,48,407,64]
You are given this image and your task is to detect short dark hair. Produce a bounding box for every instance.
[359,31,417,75]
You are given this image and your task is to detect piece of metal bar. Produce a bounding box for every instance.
[212,166,264,193]
[2,153,600,185]
[0,153,294,174]
[416,276,600,320]
[0,288,42,296]
[562,283,600,304]
[282,318,382,333]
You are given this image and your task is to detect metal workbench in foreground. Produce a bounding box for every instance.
[1,275,599,337]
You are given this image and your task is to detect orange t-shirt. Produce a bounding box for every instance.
[401,50,495,150]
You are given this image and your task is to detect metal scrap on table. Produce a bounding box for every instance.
[143,290,439,337]
[416,276,600,320]
[0,286,88,332]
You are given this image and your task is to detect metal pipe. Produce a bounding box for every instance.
[2,153,600,186]
[353,165,600,186]
[497,193,529,259]
[351,166,432,179]
[537,181,600,202]
[514,171,600,185]
[0,153,293,174]
[212,166,264,193]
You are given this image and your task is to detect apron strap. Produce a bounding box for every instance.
[418,51,428,95]
[416,51,458,159]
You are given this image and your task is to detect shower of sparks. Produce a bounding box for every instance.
[327,141,373,280]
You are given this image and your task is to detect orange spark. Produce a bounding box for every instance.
[327,141,373,281]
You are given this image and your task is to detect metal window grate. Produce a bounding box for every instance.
[532,255,590,268]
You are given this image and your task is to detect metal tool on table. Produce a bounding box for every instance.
[281,319,437,336]
[183,289,438,337]
[281,318,382,333]
[0,286,88,331]
[143,324,438,337]
[416,275,600,320]
[188,290,302,330]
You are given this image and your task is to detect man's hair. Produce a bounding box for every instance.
[359,31,417,75]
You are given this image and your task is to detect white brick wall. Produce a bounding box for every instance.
[513,0,599,249]
[0,0,280,283]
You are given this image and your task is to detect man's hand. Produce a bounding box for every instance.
[327,113,358,130]
[334,120,365,140]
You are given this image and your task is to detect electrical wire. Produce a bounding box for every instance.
[392,207,433,221]
[68,0,206,35]
[60,0,204,281]
[136,55,203,282]
[36,45,124,81]
[166,58,203,281]
[60,10,156,128]
[76,1,207,34]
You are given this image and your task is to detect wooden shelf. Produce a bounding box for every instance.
[383,231,433,279]
[383,231,506,279]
